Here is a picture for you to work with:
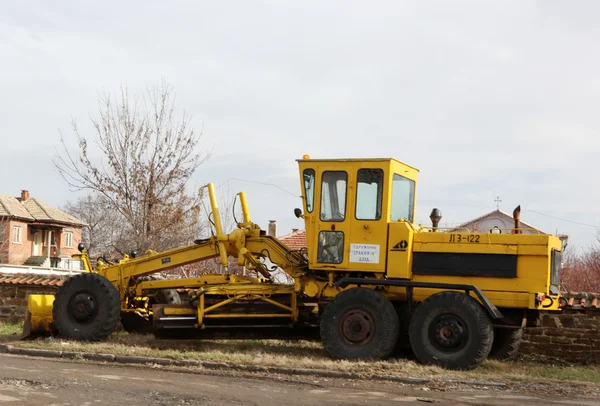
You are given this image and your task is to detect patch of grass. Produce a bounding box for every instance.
[3,321,599,385]
[0,321,22,339]
[462,358,600,384]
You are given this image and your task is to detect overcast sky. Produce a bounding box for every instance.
[1,1,599,251]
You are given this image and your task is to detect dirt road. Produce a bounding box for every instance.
[0,354,597,405]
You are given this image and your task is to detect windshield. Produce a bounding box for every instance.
[391,173,415,222]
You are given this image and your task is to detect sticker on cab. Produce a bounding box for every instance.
[349,244,380,264]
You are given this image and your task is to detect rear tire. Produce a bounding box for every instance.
[53,273,120,341]
[409,292,493,370]
[120,274,181,334]
[320,288,399,360]
[488,328,523,361]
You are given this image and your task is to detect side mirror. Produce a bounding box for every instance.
[130,250,138,259]
[77,243,86,253]
[294,208,303,218]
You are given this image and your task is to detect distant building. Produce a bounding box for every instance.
[451,209,542,234]
[452,209,568,247]
[278,229,307,250]
[0,190,86,269]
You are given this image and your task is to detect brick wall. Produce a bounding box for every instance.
[521,310,600,363]
[0,284,59,324]
[58,228,83,258]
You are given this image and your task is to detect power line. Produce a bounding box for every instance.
[221,177,300,198]
[523,210,599,229]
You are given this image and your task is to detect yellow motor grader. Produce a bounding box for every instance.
[23,157,564,370]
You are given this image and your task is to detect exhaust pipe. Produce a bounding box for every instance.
[512,205,521,234]
[429,208,442,232]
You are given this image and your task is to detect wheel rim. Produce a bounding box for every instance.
[339,310,374,345]
[429,315,468,352]
[68,292,98,324]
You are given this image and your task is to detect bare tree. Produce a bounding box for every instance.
[561,233,600,292]
[62,194,123,256]
[55,80,208,252]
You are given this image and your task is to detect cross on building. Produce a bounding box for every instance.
[494,196,502,210]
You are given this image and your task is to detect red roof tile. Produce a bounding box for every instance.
[561,292,600,310]
[0,273,66,287]
[279,230,307,250]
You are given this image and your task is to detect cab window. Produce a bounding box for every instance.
[391,173,415,222]
[317,231,344,263]
[303,169,315,213]
[355,169,383,220]
[320,171,347,222]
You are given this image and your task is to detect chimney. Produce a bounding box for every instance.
[292,228,299,233]
[268,220,277,237]
[21,190,30,202]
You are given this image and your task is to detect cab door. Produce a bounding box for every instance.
[311,166,351,269]
[348,165,388,273]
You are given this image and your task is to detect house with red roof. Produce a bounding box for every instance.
[0,190,86,269]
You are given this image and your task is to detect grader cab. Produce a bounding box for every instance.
[23,157,564,370]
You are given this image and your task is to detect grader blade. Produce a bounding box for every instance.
[21,294,55,339]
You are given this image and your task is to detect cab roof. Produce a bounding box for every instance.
[296,157,419,172]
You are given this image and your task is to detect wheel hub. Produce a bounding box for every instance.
[340,310,374,344]
[68,293,98,323]
[430,315,467,351]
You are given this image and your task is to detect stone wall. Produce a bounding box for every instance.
[521,310,600,363]
[0,284,59,324]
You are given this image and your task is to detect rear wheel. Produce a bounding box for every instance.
[120,275,181,334]
[488,328,523,361]
[320,288,399,360]
[52,273,120,341]
[409,292,494,370]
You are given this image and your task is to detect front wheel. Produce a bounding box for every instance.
[409,292,494,370]
[52,273,120,341]
[320,288,399,360]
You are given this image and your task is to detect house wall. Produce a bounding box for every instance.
[0,221,8,263]
[0,220,84,267]
[7,220,33,265]
[57,228,83,258]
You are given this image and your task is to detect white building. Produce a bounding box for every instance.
[452,209,568,247]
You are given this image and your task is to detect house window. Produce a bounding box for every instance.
[64,231,73,248]
[12,226,22,244]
